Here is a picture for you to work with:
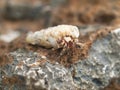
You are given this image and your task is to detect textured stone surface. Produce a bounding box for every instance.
[0,50,78,90]
[0,27,120,90]
[72,28,120,90]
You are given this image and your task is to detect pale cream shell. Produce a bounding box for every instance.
[26,25,80,48]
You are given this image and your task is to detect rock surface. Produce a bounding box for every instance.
[72,28,120,90]
[0,26,120,90]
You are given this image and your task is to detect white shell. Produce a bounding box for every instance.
[26,25,79,48]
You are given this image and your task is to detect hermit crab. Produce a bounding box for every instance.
[26,25,87,66]
[26,25,80,49]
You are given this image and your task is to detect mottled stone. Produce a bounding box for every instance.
[0,27,120,90]
[1,49,78,90]
[72,28,120,90]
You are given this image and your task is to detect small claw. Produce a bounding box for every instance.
[76,43,84,47]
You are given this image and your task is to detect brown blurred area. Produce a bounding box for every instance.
[0,0,120,32]
[0,0,120,89]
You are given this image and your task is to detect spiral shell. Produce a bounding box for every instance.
[26,25,80,48]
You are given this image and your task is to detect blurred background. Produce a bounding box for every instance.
[0,0,120,32]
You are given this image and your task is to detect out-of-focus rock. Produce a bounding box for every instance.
[3,0,51,20]
[0,30,20,43]
[0,26,120,90]
[94,12,116,24]
[50,0,67,7]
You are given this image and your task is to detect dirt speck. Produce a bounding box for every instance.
[2,76,25,85]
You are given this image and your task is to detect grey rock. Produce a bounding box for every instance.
[1,49,78,90]
[72,28,120,90]
[0,27,120,90]
[50,0,67,7]
[3,2,51,20]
